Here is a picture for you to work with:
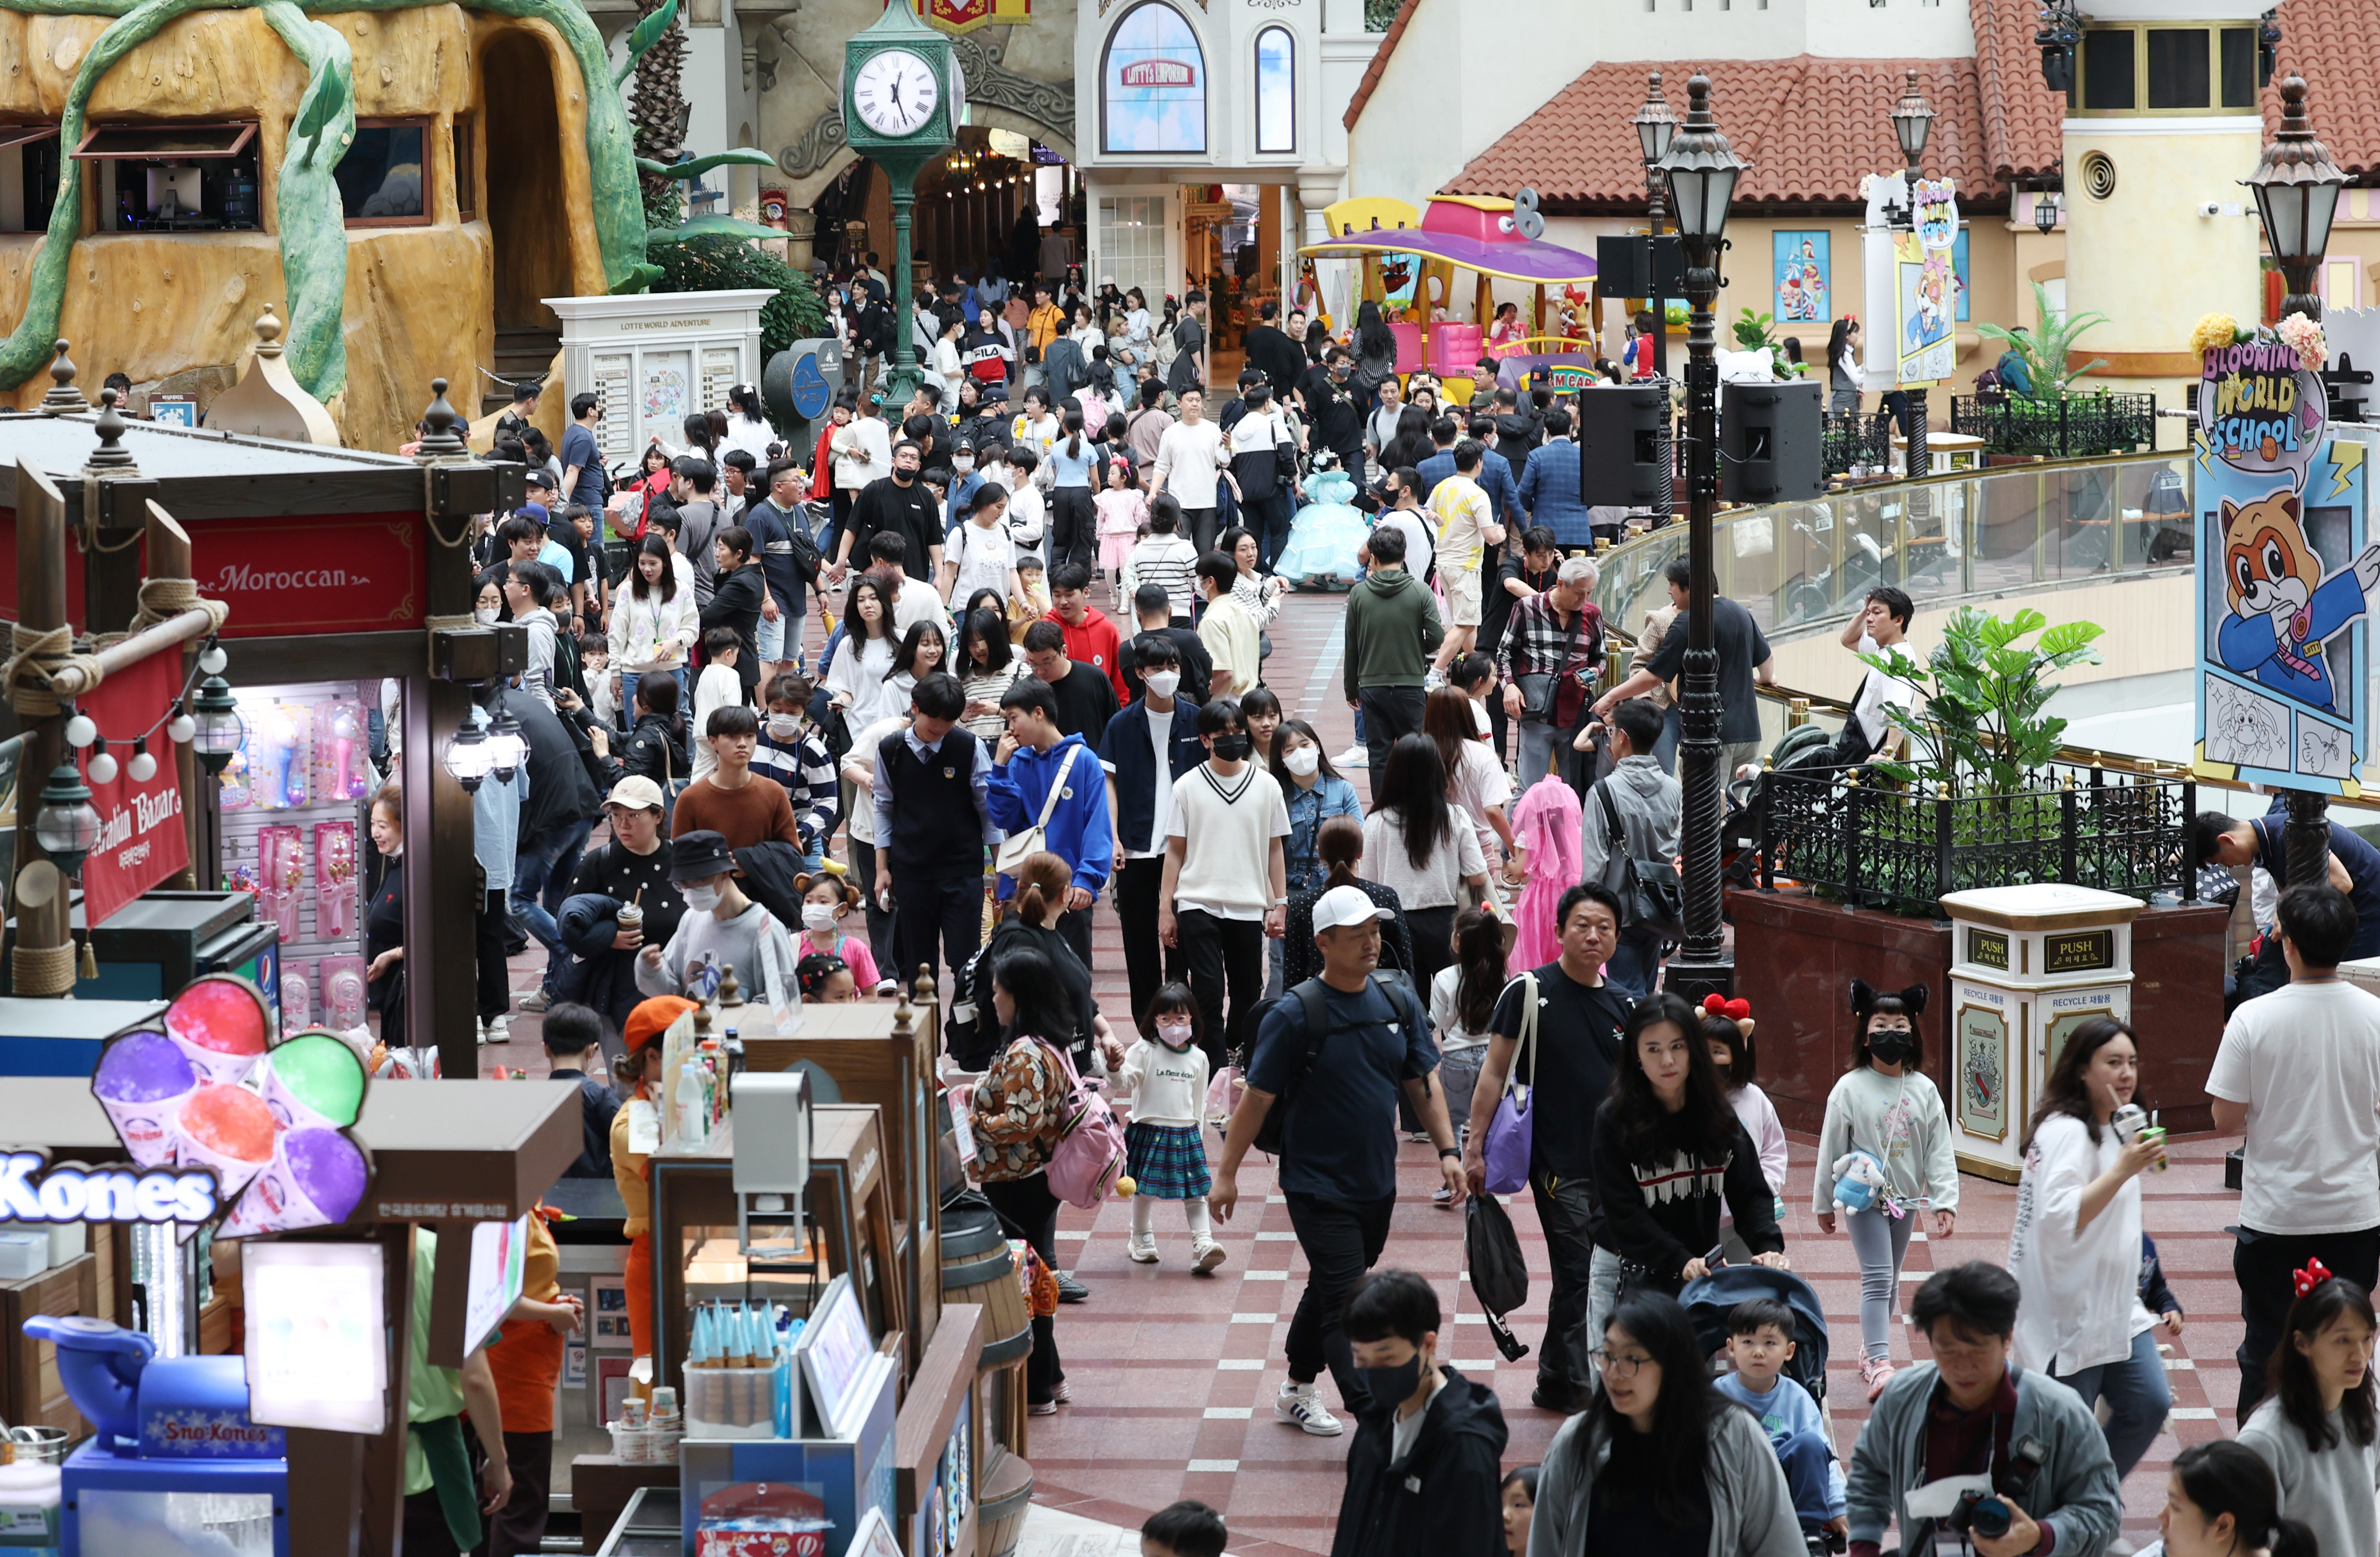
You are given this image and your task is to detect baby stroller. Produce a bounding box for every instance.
[1679,1262,1830,1408]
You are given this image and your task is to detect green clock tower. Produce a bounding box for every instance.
[844,1,963,405]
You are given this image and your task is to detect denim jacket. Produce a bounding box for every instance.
[1282,773,1363,892]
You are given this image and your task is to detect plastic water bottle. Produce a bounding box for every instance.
[675,1058,709,1146]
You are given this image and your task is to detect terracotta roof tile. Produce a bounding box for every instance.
[1442,57,2001,209]
[2268,0,2380,178]
[1970,0,2065,182]
[1341,0,1422,134]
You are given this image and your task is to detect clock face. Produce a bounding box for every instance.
[853,49,939,137]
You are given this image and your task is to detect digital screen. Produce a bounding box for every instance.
[464,1216,529,1356]
[243,1241,387,1434]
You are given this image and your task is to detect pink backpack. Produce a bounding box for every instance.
[1033,1040,1129,1209]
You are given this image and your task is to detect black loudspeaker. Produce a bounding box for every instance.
[1719,379,1824,503]
[1593,235,1682,300]
[1577,383,1673,507]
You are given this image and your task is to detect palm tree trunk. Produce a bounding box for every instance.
[630,0,687,227]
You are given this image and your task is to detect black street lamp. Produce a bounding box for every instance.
[1655,72,1747,1001]
[2034,188,2061,237]
[2245,72,2348,887]
[1634,73,1678,381]
[1890,68,1936,204]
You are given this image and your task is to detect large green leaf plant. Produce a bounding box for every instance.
[1977,281,2110,399]
[1859,605,2104,797]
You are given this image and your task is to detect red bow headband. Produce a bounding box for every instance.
[2295,1259,2333,1297]
[1702,994,1752,1022]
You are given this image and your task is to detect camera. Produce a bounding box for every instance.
[1945,1489,2017,1540]
[1927,1435,2049,1547]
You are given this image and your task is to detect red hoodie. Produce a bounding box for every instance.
[1045,605,1127,702]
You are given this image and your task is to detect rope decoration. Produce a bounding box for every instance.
[10,942,78,1000]
[130,575,230,638]
[3,622,105,717]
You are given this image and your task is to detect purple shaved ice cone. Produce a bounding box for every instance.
[220,1129,367,1238]
[93,1031,199,1167]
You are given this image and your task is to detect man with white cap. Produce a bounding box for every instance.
[1212,880,1466,1438]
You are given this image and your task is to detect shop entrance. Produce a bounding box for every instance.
[480,31,569,334]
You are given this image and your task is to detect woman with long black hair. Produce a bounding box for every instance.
[1528,1293,1802,1555]
[1361,735,1489,990]
[1352,299,1400,415]
[2007,1015,2173,1479]
[1826,318,1863,415]
[1046,408,1100,569]
[1590,992,1787,1302]
[2239,1268,2380,1557]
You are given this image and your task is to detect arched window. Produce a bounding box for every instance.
[1101,2,1206,154]
[1254,27,1295,154]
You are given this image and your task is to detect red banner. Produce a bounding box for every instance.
[189,514,424,638]
[895,0,1029,34]
[80,651,191,927]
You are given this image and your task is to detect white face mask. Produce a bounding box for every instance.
[801,902,838,932]
[767,713,802,741]
[1144,670,1180,700]
[1283,745,1321,777]
[474,606,499,625]
[953,456,975,472]
[681,884,723,913]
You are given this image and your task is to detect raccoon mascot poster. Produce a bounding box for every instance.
[2195,331,2373,797]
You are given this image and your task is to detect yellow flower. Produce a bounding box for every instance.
[2189,313,2239,357]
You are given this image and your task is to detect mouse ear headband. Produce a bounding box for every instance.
[2295,1258,2334,1297]
[1701,993,1754,1040]
[1848,978,1929,1020]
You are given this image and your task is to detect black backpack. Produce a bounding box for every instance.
[1244,976,1417,1156]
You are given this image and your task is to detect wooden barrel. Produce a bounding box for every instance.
[975,1446,1035,1557]
[941,1204,1032,1367]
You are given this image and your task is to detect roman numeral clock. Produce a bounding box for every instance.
[843,1,963,404]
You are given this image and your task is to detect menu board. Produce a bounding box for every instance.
[464,1215,529,1356]
[243,1241,387,1434]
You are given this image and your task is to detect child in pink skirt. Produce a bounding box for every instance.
[1094,454,1148,601]
[1506,773,1583,969]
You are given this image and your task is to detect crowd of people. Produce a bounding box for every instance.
[403,276,2380,1557]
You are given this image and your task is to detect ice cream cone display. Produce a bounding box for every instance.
[218,1128,371,1238]
[176,1083,279,1200]
[162,974,272,1085]
[260,1031,367,1131]
[92,1030,201,1168]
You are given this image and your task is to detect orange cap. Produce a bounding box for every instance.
[623,995,697,1055]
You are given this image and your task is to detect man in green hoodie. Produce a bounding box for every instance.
[1345,523,1445,775]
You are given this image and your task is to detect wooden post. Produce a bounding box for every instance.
[8,458,72,996]
[145,504,202,891]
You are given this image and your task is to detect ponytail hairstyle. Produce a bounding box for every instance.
[634,667,684,743]
[1316,814,1365,892]
[1451,907,1507,1038]
[1063,408,1086,460]
[1013,850,1073,927]
[2169,1441,2318,1557]
[2267,1268,2378,1452]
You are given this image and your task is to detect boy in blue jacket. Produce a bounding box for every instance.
[986,676,1114,971]
[1715,1297,1846,1540]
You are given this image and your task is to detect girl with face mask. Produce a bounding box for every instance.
[1813,981,1957,1401]
[793,872,882,996]
[1118,982,1225,1274]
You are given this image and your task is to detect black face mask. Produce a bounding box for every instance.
[1868,1031,1912,1065]
[1354,1353,1424,1408]
[1211,733,1253,762]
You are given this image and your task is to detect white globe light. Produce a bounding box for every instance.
[87,750,119,786]
[127,749,158,783]
[199,644,228,675]
[168,713,196,744]
[64,714,97,749]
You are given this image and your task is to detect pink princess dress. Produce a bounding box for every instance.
[1508,773,1583,969]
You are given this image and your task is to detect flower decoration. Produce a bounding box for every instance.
[2189,313,2239,357]
[2276,312,2328,373]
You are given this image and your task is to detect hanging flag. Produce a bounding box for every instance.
[893,0,1029,33]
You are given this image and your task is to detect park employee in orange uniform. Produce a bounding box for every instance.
[483,1209,583,1557]
[610,995,696,1361]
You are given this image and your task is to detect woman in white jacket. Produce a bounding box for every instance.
[607,534,699,712]
[2006,1015,2172,1478]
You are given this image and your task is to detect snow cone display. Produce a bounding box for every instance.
[88,976,373,1240]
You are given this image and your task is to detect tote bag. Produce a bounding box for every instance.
[994,746,1080,877]
[1480,970,1537,1194]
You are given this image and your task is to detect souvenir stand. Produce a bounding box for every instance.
[0,1072,580,1557]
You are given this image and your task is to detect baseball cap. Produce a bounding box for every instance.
[524,468,557,489]
[605,776,665,812]
[517,501,549,523]
[624,995,696,1055]
[1312,885,1390,935]
[669,829,735,884]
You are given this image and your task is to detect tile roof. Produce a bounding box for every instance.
[2268,0,2380,179]
[1441,56,2002,210]
[1340,0,1422,134]
[1969,0,2065,182]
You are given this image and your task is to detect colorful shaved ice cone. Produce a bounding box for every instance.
[92,1031,199,1168]
[176,1083,279,1199]
[164,976,270,1086]
[219,1129,369,1238]
[261,1031,367,1132]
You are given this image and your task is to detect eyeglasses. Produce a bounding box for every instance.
[1594,1349,1654,1378]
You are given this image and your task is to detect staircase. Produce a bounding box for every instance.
[482,325,562,414]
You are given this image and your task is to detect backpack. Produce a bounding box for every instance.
[1244,976,1418,1156]
[1031,1038,1129,1209]
[1593,779,1684,939]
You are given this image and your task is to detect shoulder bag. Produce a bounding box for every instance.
[994,745,1080,876]
[1596,780,1683,936]
[1514,605,1583,725]
[1480,971,1537,1194]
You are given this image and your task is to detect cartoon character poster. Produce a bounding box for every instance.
[1893,178,1960,387]
[2195,325,2373,797]
[1774,231,1830,324]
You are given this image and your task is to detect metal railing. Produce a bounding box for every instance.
[1949,392,2159,458]
[1822,410,1892,478]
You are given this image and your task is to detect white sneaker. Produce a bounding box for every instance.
[1192,1238,1228,1275]
[1275,1380,1343,1436]
[1334,744,1368,769]
[1127,1234,1160,1264]
[476,1019,490,1048]
[483,1016,510,1045]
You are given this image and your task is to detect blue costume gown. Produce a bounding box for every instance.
[1274,468,1369,589]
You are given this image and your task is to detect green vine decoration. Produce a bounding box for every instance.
[0,0,652,398]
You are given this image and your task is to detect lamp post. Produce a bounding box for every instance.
[2245,72,2347,888]
[1634,73,1677,381]
[1655,73,1747,1001]
[1890,70,1934,478]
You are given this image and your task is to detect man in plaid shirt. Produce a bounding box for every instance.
[754,672,840,871]
[1495,556,1604,789]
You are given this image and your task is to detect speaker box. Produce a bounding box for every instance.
[1719,379,1824,503]
[1577,383,1673,507]
[1592,235,1683,299]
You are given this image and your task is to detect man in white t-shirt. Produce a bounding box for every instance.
[1101,635,1206,1034]
[1152,388,1232,556]
[1159,696,1290,1071]
[1833,584,1918,765]
[2207,882,2380,1417]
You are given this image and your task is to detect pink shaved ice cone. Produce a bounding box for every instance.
[164,976,270,1086]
